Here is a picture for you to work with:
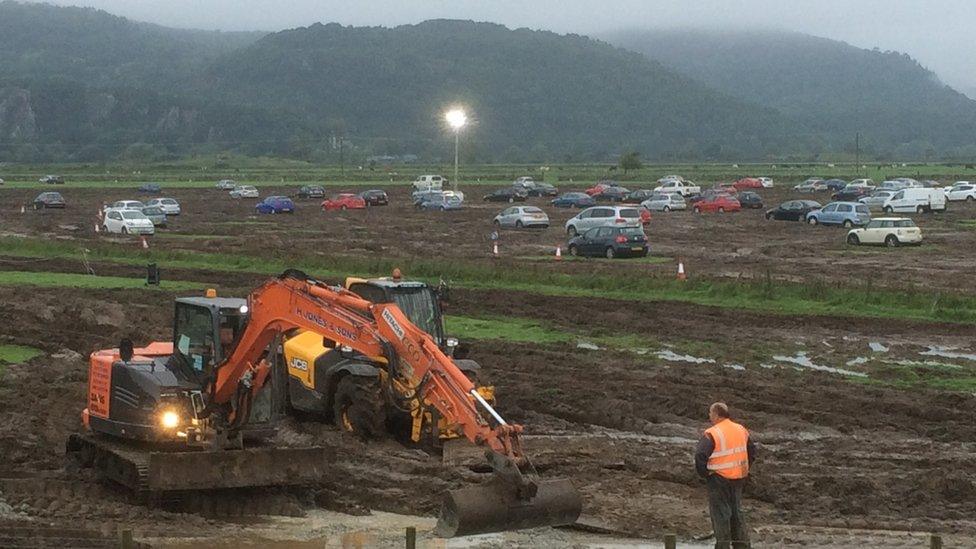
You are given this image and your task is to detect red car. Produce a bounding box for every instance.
[733,177,763,190]
[584,181,618,196]
[693,194,741,213]
[321,193,366,211]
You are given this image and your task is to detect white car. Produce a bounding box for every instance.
[858,190,895,210]
[146,197,181,215]
[102,208,155,235]
[653,180,700,196]
[945,182,976,202]
[216,179,237,190]
[107,200,145,211]
[493,206,550,228]
[565,205,642,236]
[229,185,259,199]
[641,192,686,212]
[758,177,774,188]
[657,175,685,184]
[846,218,922,247]
[412,175,446,192]
[794,178,826,192]
[848,179,875,189]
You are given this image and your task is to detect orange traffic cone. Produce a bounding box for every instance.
[492,242,499,256]
[677,259,687,281]
[140,236,149,249]
[555,245,562,261]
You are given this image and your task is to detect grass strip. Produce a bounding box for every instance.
[0,270,203,291]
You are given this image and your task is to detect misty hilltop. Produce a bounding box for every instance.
[1,1,975,163]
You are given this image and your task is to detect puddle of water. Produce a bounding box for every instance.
[886,359,964,370]
[846,357,869,367]
[772,352,868,377]
[920,346,976,362]
[655,349,715,364]
[577,341,601,351]
[869,342,889,353]
[723,363,746,371]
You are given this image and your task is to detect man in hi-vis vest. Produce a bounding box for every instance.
[694,402,756,549]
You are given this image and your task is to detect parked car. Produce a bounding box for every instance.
[359,189,389,206]
[878,180,911,192]
[653,179,701,196]
[693,194,741,214]
[624,189,656,203]
[493,206,550,228]
[848,179,875,189]
[593,186,631,202]
[584,180,620,196]
[641,192,686,212]
[418,194,463,211]
[0,178,5,185]
[141,206,167,227]
[109,200,145,210]
[145,197,181,215]
[657,175,685,184]
[758,177,774,188]
[846,218,922,247]
[483,188,527,202]
[137,183,161,194]
[765,200,821,221]
[732,177,763,191]
[412,174,447,193]
[565,205,642,236]
[229,185,259,199]
[858,191,896,210]
[297,185,326,199]
[215,179,237,190]
[806,202,871,227]
[882,188,947,213]
[737,191,764,209]
[824,179,848,192]
[322,193,366,211]
[831,187,872,202]
[794,178,825,192]
[945,182,976,202]
[567,226,648,259]
[102,208,155,235]
[511,177,538,194]
[525,182,558,197]
[551,192,596,209]
[32,191,65,209]
[39,175,64,184]
[256,196,295,214]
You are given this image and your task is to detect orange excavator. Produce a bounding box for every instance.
[67,270,581,536]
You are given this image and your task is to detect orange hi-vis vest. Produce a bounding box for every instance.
[705,419,750,480]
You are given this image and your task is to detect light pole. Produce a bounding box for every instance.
[445,108,467,192]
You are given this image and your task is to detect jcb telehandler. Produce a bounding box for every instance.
[68,269,581,536]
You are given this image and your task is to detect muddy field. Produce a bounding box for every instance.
[1,182,975,547]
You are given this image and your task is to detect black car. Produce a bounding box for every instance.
[568,226,648,259]
[483,188,527,202]
[33,191,65,209]
[737,191,764,209]
[297,185,326,199]
[526,182,558,197]
[137,183,161,194]
[824,179,847,192]
[765,200,822,221]
[551,192,596,208]
[625,189,656,203]
[831,188,871,202]
[359,189,389,206]
[593,187,631,202]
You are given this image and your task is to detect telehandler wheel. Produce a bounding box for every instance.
[333,375,386,438]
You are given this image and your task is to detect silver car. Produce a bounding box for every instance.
[858,190,895,210]
[565,205,642,236]
[230,185,259,199]
[216,179,237,190]
[146,197,181,215]
[141,206,168,227]
[493,206,550,229]
[641,192,686,212]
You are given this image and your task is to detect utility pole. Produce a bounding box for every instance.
[453,130,460,192]
[339,136,344,178]
[855,132,860,176]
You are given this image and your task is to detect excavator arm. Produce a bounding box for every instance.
[209,271,581,536]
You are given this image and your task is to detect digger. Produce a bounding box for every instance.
[68,269,581,536]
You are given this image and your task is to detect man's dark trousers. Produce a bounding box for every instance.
[707,474,750,549]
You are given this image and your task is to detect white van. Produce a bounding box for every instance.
[413,175,446,192]
[882,187,946,214]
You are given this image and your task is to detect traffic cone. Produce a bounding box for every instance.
[677,259,687,281]
[492,242,499,256]
[94,223,100,233]
[555,245,562,261]
[140,236,149,249]
[20,204,25,214]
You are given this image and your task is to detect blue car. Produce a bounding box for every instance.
[137,183,161,194]
[805,201,870,227]
[551,192,596,208]
[824,179,848,192]
[256,195,295,214]
[418,195,463,211]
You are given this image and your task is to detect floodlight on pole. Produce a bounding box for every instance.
[445,108,467,191]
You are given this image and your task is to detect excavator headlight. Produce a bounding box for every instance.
[239,304,249,314]
[159,410,180,429]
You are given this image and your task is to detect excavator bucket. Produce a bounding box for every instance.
[435,477,582,537]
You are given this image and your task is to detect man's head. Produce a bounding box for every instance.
[708,402,730,424]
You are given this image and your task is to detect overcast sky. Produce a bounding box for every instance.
[45,0,976,94]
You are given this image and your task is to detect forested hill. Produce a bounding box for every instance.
[606,28,976,158]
